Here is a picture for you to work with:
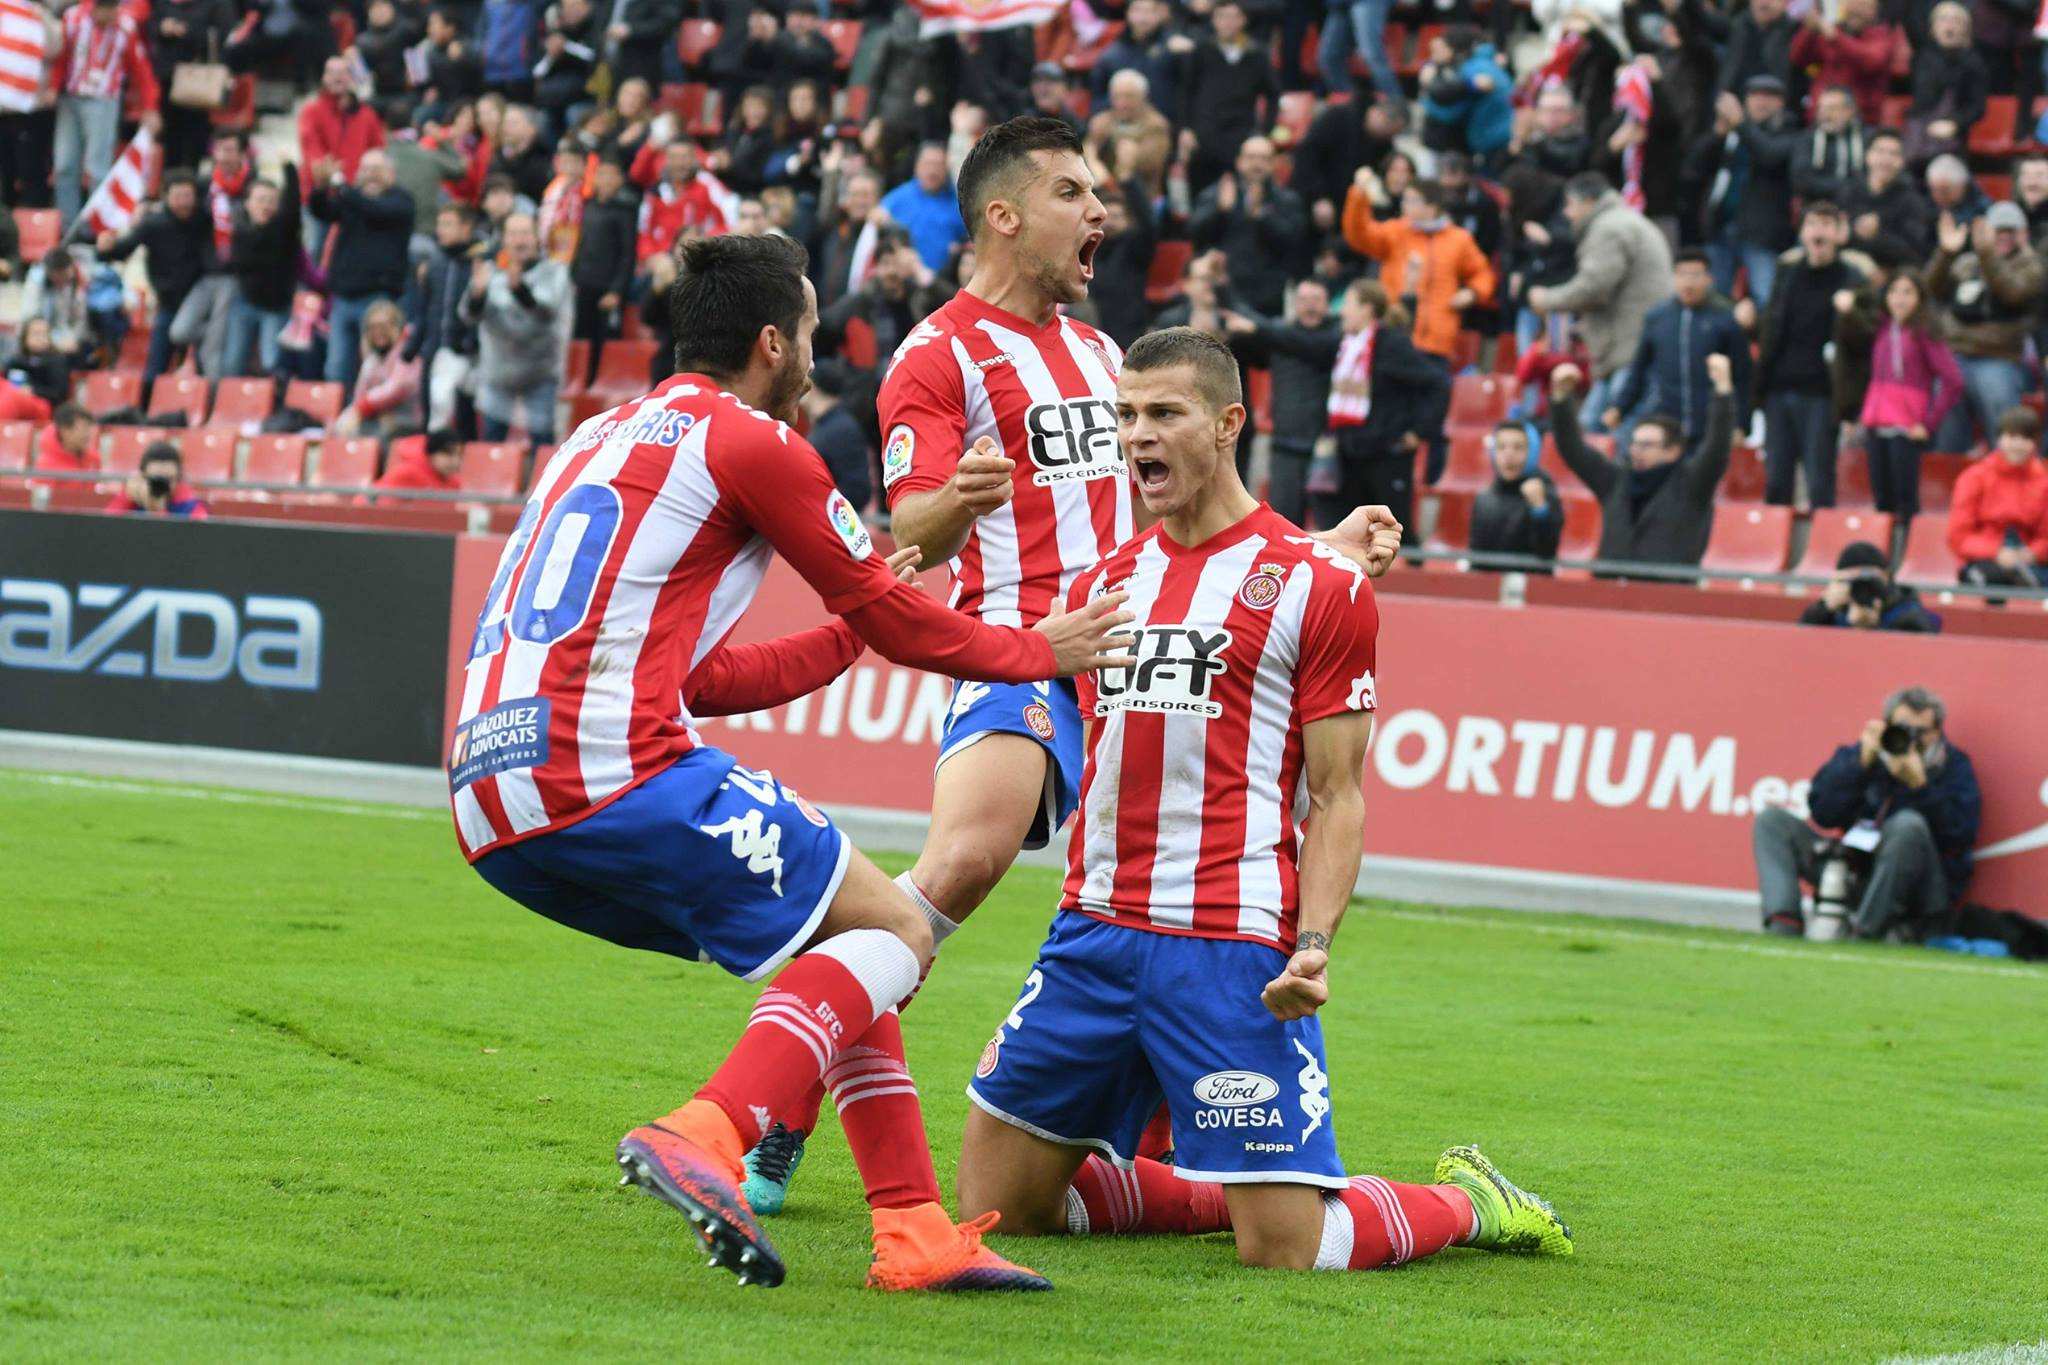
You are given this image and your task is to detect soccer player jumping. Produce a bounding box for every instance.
[955,328,1575,1272]
[741,114,1405,1211]
[450,234,1137,1292]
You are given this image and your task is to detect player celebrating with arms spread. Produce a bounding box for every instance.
[955,328,1575,1273]
[741,115,1403,1211]
[451,234,1134,1292]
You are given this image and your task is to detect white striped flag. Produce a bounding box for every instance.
[0,0,49,115]
[75,124,156,240]
[910,0,1062,37]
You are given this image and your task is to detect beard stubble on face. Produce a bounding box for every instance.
[766,346,811,421]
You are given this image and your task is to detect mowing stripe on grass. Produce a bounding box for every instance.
[0,771,442,822]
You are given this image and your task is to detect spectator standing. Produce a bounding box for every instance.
[1318,0,1399,103]
[1503,86,1594,185]
[1799,541,1943,631]
[1717,0,1799,102]
[461,212,567,445]
[355,0,419,129]
[1689,78,1798,306]
[810,158,882,309]
[490,105,553,203]
[1928,205,2046,451]
[335,300,423,439]
[533,0,599,139]
[1789,0,1897,127]
[1088,171,1156,348]
[1606,250,1752,452]
[417,8,485,121]
[1189,136,1305,318]
[1792,87,1868,206]
[604,0,680,94]
[1841,129,1934,269]
[1292,94,1403,240]
[479,0,542,101]
[1528,173,1673,428]
[1320,279,1450,532]
[1180,1,1277,191]
[97,171,213,387]
[634,139,737,264]
[570,156,637,388]
[1026,64,1084,139]
[816,231,922,376]
[1221,277,1341,526]
[1844,270,1963,520]
[714,86,780,196]
[416,202,480,434]
[224,172,301,376]
[1948,406,2048,589]
[147,0,234,173]
[51,0,161,228]
[1093,0,1185,116]
[1548,356,1737,571]
[879,143,966,274]
[1084,70,1173,201]
[1418,26,1513,164]
[312,149,416,392]
[298,57,388,196]
[1470,422,1564,568]
[800,360,873,511]
[1906,3,1987,167]
[1755,203,1874,507]
[1340,170,1496,364]
[107,441,210,518]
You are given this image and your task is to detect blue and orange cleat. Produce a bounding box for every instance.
[617,1101,786,1288]
[866,1204,1052,1293]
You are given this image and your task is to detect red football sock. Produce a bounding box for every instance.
[823,1008,943,1210]
[777,946,938,1138]
[1064,1154,1231,1235]
[1135,1104,1175,1162]
[694,945,893,1148]
[1320,1177,1474,1270]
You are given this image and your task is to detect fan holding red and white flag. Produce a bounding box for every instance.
[0,0,51,115]
[910,0,1061,37]
[73,123,158,242]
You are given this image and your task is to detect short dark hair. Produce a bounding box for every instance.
[1638,414,1683,447]
[1998,405,2041,440]
[163,169,198,196]
[1443,23,1480,55]
[1407,178,1445,210]
[437,201,476,225]
[1122,326,1242,413]
[1492,419,1530,444]
[1866,127,1904,148]
[140,440,182,470]
[211,129,245,151]
[482,174,517,199]
[426,428,461,455]
[55,401,90,428]
[1801,200,1845,225]
[956,115,1084,242]
[669,232,811,378]
[1674,247,1711,269]
[1564,171,1610,202]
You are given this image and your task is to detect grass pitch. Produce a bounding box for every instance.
[3,767,2046,1362]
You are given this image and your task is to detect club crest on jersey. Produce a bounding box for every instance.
[976,1033,1002,1079]
[1238,563,1287,610]
[882,425,915,489]
[787,787,830,828]
[825,489,873,560]
[1094,624,1231,718]
[1079,334,1118,376]
[449,698,550,791]
[1024,399,1124,485]
[1022,699,1055,741]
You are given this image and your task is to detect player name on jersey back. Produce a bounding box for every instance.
[878,290,1134,628]
[1062,505,1380,952]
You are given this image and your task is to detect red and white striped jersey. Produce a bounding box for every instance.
[1061,505,1379,951]
[878,290,1133,627]
[450,375,903,862]
[52,4,151,102]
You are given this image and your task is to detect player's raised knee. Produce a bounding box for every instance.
[915,842,1014,918]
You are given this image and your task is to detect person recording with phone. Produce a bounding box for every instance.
[1797,540,1942,632]
[1751,687,1980,940]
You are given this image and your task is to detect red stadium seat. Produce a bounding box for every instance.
[1700,504,1793,580]
[676,19,721,67]
[526,444,559,490]
[78,369,143,414]
[148,372,211,426]
[1980,173,2013,204]
[1720,442,1767,502]
[1794,508,1893,578]
[677,85,723,140]
[841,316,878,370]
[1558,492,1603,560]
[179,428,238,482]
[0,420,32,470]
[1424,490,1473,565]
[14,208,59,264]
[209,73,257,132]
[1439,429,1494,493]
[561,340,591,397]
[1896,512,1959,585]
[316,436,381,487]
[285,379,344,426]
[1247,367,1272,434]
[244,434,307,484]
[1834,444,1874,506]
[460,442,524,497]
[1969,95,2019,157]
[834,84,868,123]
[823,18,861,70]
[1146,239,1192,305]
[1448,373,1509,428]
[104,426,179,474]
[210,377,276,428]
[1919,451,1971,509]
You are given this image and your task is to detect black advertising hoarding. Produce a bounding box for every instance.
[0,512,455,765]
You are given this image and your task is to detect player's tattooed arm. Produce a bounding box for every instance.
[1294,930,1333,956]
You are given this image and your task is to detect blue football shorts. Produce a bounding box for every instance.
[935,677,1083,849]
[968,910,1345,1187]
[471,746,849,981]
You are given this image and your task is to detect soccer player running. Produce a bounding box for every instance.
[741,114,1405,1211]
[450,233,1137,1292]
[955,328,1575,1272]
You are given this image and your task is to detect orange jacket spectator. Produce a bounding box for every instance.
[1947,450,2048,563]
[299,63,389,188]
[1340,185,1495,362]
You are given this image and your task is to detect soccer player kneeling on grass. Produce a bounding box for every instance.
[955,328,1576,1270]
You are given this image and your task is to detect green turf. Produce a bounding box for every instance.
[3,767,2045,1362]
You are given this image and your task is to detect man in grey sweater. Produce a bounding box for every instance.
[460,212,570,445]
[1548,353,1735,574]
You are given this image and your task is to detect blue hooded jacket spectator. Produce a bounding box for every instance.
[1610,292,1755,443]
[1421,42,1513,158]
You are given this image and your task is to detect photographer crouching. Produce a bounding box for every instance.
[1796,541,1942,632]
[1753,687,1981,940]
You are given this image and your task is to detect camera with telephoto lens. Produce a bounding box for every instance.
[1880,721,1923,756]
[1847,576,1886,609]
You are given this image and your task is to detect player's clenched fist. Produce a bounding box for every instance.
[949,435,1016,517]
[1034,590,1137,676]
[1261,945,1330,1021]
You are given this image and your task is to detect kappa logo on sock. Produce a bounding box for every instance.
[751,1104,773,1136]
[1293,1039,1330,1143]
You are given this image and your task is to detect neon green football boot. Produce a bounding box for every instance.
[1434,1145,1574,1256]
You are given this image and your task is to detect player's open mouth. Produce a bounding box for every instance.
[1078,233,1102,281]
[1134,457,1170,492]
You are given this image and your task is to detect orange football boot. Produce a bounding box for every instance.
[866,1204,1052,1293]
[616,1099,785,1288]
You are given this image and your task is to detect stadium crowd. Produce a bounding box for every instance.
[5,0,2048,592]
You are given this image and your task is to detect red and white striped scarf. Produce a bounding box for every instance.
[1327,326,1376,428]
[1615,60,1654,212]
